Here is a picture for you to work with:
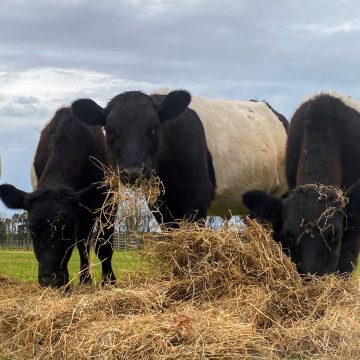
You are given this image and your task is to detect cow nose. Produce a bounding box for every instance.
[39,272,69,287]
[122,167,143,184]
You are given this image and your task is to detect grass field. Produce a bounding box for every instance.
[1,248,359,283]
[0,249,143,283]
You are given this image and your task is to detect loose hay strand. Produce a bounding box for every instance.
[297,183,349,233]
[89,157,164,244]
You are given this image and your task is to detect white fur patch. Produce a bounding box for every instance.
[31,163,38,190]
[156,89,288,217]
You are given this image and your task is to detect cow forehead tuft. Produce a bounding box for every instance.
[107,91,152,110]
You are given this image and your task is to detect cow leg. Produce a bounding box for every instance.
[76,220,93,284]
[94,219,116,285]
[152,196,209,229]
[337,229,360,275]
[151,201,179,229]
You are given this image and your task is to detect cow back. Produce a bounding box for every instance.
[287,91,360,190]
[32,107,108,192]
[188,95,288,216]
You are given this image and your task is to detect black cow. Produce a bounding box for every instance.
[71,90,288,226]
[243,93,360,275]
[0,108,116,286]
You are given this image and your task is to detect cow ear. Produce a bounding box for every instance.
[158,90,191,122]
[71,99,106,126]
[76,183,103,214]
[346,180,360,219]
[0,184,30,210]
[242,190,282,221]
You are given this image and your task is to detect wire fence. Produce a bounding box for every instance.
[0,212,241,252]
[0,232,145,251]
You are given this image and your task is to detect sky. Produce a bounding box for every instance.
[1,0,360,215]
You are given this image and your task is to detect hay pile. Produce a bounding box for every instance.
[1,220,360,359]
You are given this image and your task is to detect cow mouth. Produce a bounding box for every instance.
[119,166,149,185]
[38,271,69,287]
[296,262,335,277]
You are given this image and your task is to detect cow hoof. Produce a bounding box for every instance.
[79,274,92,285]
[101,273,116,287]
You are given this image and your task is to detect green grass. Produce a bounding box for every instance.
[1,249,359,284]
[354,264,360,277]
[0,249,143,283]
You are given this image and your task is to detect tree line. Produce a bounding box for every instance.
[0,212,30,244]
[0,207,231,249]
[0,208,157,249]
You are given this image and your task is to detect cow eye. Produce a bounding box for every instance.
[148,126,158,136]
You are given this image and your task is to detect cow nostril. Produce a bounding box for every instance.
[39,272,69,287]
[39,274,53,287]
[122,167,143,184]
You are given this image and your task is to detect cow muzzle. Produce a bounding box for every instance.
[38,271,69,287]
[120,166,145,184]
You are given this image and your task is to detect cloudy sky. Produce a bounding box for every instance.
[1,0,360,214]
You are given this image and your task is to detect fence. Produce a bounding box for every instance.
[0,232,146,251]
[0,238,33,251]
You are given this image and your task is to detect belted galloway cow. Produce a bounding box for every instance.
[71,89,288,225]
[244,92,360,275]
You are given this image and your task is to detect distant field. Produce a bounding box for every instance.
[0,249,144,283]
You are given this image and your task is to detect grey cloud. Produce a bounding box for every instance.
[13,96,39,105]
[1,0,360,214]
[0,126,39,192]
[1,0,360,116]
[8,147,29,153]
[1,0,360,95]
[0,101,47,118]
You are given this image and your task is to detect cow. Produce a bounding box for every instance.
[243,92,360,275]
[0,107,116,287]
[71,89,288,226]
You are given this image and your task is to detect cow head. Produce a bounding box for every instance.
[0,183,97,287]
[243,182,360,275]
[71,90,191,184]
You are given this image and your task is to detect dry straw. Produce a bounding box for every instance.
[1,171,360,359]
[89,157,164,235]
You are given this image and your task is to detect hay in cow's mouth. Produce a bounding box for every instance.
[1,219,360,359]
[89,157,164,236]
